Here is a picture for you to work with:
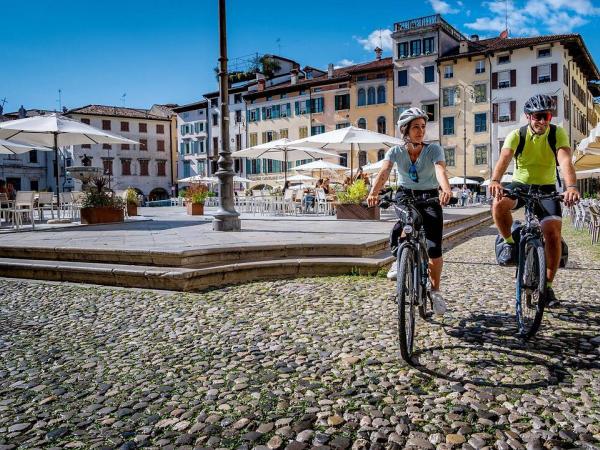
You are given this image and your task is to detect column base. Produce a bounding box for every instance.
[212,214,241,231]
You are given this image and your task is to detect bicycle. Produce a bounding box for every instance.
[502,187,563,338]
[379,190,454,364]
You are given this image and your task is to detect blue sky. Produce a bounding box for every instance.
[2,0,599,114]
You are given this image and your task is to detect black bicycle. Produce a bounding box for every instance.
[380,190,448,364]
[503,187,563,338]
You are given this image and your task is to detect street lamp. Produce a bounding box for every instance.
[213,0,240,231]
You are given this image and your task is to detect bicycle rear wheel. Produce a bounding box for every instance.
[516,239,546,338]
[397,246,419,363]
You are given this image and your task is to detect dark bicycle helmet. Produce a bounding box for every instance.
[523,94,555,114]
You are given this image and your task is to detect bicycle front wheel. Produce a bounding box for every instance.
[397,245,419,363]
[516,239,546,338]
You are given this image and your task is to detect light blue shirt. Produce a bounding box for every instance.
[384,143,445,190]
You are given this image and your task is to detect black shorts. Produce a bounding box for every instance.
[506,182,562,222]
[390,190,444,259]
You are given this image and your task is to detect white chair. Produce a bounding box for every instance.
[13,191,36,230]
[0,193,14,227]
[314,188,330,216]
[37,192,56,221]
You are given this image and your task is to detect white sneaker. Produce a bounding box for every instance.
[386,261,398,280]
[430,290,447,316]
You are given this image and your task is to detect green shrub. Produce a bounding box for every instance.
[337,179,368,204]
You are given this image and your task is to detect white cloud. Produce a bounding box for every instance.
[355,29,393,52]
[464,0,598,36]
[429,0,459,14]
[334,59,356,69]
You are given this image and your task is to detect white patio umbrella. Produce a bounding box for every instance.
[0,138,53,155]
[0,113,137,218]
[276,174,316,183]
[481,173,512,186]
[293,159,348,180]
[178,175,217,183]
[448,176,481,185]
[231,138,340,183]
[289,126,404,178]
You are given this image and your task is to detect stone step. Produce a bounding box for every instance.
[0,210,492,291]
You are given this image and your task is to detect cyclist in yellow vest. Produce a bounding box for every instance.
[490,94,580,307]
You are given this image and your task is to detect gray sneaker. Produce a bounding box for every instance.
[430,290,447,316]
[387,261,398,280]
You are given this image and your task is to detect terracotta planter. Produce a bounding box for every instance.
[126,204,138,217]
[336,203,380,220]
[186,203,204,215]
[80,207,125,225]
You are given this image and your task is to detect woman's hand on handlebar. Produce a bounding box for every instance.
[367,192,379,207]
[439,189,452,206]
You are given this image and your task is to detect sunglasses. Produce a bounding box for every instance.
[531,112,552,122]
[408,162,419,183]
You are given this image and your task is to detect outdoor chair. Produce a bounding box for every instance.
[36,192,56,221]
[0,193,14,227]
[282,189,298,215]
[588,204,600,244]
[314,188,330,216]
[13,191,36,230]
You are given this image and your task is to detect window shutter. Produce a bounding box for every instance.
[287,103,291,116]
[551,63,558,82]
[510,101,516,121]
[510,70,516,87]
[492,103,499,123]
[261,132,267,143]
[492,72,498,89]
[295,102,300,115]
[531,66,538,84]
[305,100,311,112]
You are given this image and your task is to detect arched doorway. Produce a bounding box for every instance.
[377,116,386,134]
[149,187,169,201]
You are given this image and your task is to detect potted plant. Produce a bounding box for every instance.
[335,179,380,220]
[124,187,138,217]
[185,183,209,215]
[80,177,125,225]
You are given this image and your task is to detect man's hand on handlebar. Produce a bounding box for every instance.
[563,187,580,207]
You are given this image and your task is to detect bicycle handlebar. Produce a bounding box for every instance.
[502,188,563,202]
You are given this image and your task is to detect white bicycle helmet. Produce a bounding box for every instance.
[397,107,429,132]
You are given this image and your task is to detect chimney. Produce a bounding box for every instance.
[328,63,334,78]
[290,68,298,85]
[374,46,382,60]
[257,79,266,92]
[459,40,469,54]
[18,105,26,118]
[470,34,479,41]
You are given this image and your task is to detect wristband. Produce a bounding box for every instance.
[566,185,578,189]
[491,179,500,182]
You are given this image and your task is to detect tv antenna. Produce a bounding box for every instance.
[57,89,62,111]
[121,93,127,106]
[276,38,281,54]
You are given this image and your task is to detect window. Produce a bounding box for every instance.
[498,102,511,122]
[280,93,287,99]
[103,159,113,176]
[29,150,37,163]
[474,113,487,132]
[299,126,308,138]
[444,147,455,167]
[367,87,376,105]
[103,144,111,150]
[335,94,350,110]
[156,124,164,134]
[139,160,149,176]
[210,99,218,107]
[30,180,39,191]
[538,48,551,58]
[358,151,367,167]
[377,149,385,161]
[120,121,129,132]
[442,117,455,135]
[475,60,485,74]
[235,110,242,123]
[248,108,260,122]
[357,88,366,106]
[357,118,367,129]
[81,118,90,125]
[262,130,276,143]
[474,83,487,103]
[139,139,147,150]
[423,37,434,54]
[311,125,325,135]
[498,54,510,64]
[498,71,510,88]
[377,116,386,134]
[537,64,551,83]
[377,86,386,104]
[121,144,130,150]
[295,100,310,115]
[398,70,408,87]
[279,129,288,139]
[474,145,488,165]
[183,160,191,177]
[442,88,456,107]
[410,39,421,56]
[397,42,409,58]
[339,152,348,167]
[310,97,324,113]
[234,93,242,103]
[157,140,165,152]
[444,65,453,79]
[336,122,350,129]
[422,103,436,122]
[157,160,166,177]
[424,65,435,83]
[121,159,131,176]
[249,133,258,147]
[102,120,111,130]
[81,144,91,149]
[139,123,147,133]
[212,113,218,126]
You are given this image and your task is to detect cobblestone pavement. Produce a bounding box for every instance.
[1,224,599,450]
